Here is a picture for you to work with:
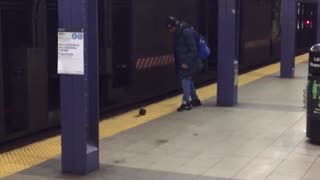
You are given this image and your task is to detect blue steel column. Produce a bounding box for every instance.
[217,0,239,106]
[58,0,99,175]
[281,0,297,78]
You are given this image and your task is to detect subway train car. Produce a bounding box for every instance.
[98,0,218,112]
[0,0,317,143]
[239,0,282,69]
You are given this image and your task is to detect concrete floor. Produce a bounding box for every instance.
[4,62,320,180]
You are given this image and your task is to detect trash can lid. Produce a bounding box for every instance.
[311,44,320,52]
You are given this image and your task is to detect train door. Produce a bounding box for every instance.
[47,0,60,124]
[296,2,317,55]
[2,1,31,134]
[206,0,218,69]
[271,0,282,61]
[98,0,132,110]
[1,0,48,137]
[98,0,111,109]
[239,0,273,69]
[110,0,132,88]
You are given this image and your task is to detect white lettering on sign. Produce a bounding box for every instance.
[58,31,84,75]
[314,57,320,62]
[310,62,320,68]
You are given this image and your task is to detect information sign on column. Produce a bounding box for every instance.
[58,30,84,75]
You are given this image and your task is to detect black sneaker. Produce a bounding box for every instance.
[177,104,192,112]
[191,99,202,107]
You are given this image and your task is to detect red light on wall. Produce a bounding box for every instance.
[306,20,311,25]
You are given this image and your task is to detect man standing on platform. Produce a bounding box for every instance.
[166,16,203,112]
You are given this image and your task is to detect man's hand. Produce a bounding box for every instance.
[181,64,189,69]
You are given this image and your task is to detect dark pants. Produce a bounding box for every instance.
[181,77,198,104]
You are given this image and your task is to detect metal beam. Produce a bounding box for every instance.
[217,0,239,106]
[281,0,297,78]
[58,0,99,175]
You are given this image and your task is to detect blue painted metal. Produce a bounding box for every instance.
[217,0,239,106]
[58,0,99,175]
[281,0,297,78]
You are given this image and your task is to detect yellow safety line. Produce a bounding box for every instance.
[0,53,308,178]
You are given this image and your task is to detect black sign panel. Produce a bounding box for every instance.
[309,51,320,76]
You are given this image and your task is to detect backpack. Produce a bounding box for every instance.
[193,30,211,60]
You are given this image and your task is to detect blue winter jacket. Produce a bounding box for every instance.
[174,23,203,79]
